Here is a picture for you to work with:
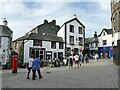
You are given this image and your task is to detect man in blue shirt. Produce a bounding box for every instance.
[32,56,42,80]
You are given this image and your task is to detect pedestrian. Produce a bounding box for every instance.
[81,54,84,63]
[63,57,67,66]
[74,54,80,68]
[68,54,73,69]
[105,53,108,59]
[95,53,99,61]
[27,56,34,79]
[79,54,82,67]
[32,56,42,80]
[85,54,89,63]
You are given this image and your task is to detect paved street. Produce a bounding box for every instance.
[1,59,118,88]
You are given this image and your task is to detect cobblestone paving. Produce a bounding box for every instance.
[1,59,118,88]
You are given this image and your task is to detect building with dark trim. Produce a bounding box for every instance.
[98,28,113,58]
[13,20,64,64]
[85,32,98,58]
[57,17,85,56]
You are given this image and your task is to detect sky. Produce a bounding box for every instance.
[0,0,111,40]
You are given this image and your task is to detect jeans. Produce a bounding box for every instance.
[32,69,42,80]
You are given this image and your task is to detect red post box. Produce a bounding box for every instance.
[12,55,18,73]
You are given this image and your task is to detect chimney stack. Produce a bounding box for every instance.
[44,19,48,23]
[52,20,56,25]
[94,31,97,38]
[3,18,8,26]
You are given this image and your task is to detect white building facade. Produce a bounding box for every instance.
[22,33,65,63]
[0,25,13,68]
[57,18,85,56]
[98,29,113,58]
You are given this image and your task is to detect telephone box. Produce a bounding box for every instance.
[12,55,18,73]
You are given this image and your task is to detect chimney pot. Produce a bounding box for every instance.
[3,18,8,26]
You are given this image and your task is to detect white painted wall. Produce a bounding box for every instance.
[57,25,65,41]
[98,34,112,47]
[0,37,10,65]
[113,32,120,46]
[66,21,84,44]
[57,19,85,55]
[66,20,84,51]
[24,40,33,63]
[24,40,65,63]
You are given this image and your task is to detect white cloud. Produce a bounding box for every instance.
[0,1,111,40]
[98,0,111,11]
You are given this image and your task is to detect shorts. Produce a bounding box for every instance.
[75,60,79,64]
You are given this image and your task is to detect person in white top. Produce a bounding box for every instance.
[95,53,99,61]
[74,54,80,68]
[27,56,34,79]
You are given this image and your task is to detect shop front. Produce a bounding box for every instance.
[98,46,113,58]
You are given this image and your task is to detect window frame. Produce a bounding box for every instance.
[51,41,56,49]
[69,25,74,33]
[59,42,64,49]
[78,37,83,45]
[78,27,83,34]
[33,40,42,47]
[69,35,74,44]
[103,40,107,45]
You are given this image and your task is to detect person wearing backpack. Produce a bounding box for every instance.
[74,54,80,68]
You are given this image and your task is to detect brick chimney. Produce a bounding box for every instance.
[44,19,48,24]
[94,31,97,38]
[51,20,56,25]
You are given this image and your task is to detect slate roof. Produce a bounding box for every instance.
[85,37,93,44]
[98,28,112,37]
[91,38,99,43]
[0,25,13,37]
[61,18,85,28]
[85,37,98,44]
[27,20,60,35]
[14,33,64,42]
